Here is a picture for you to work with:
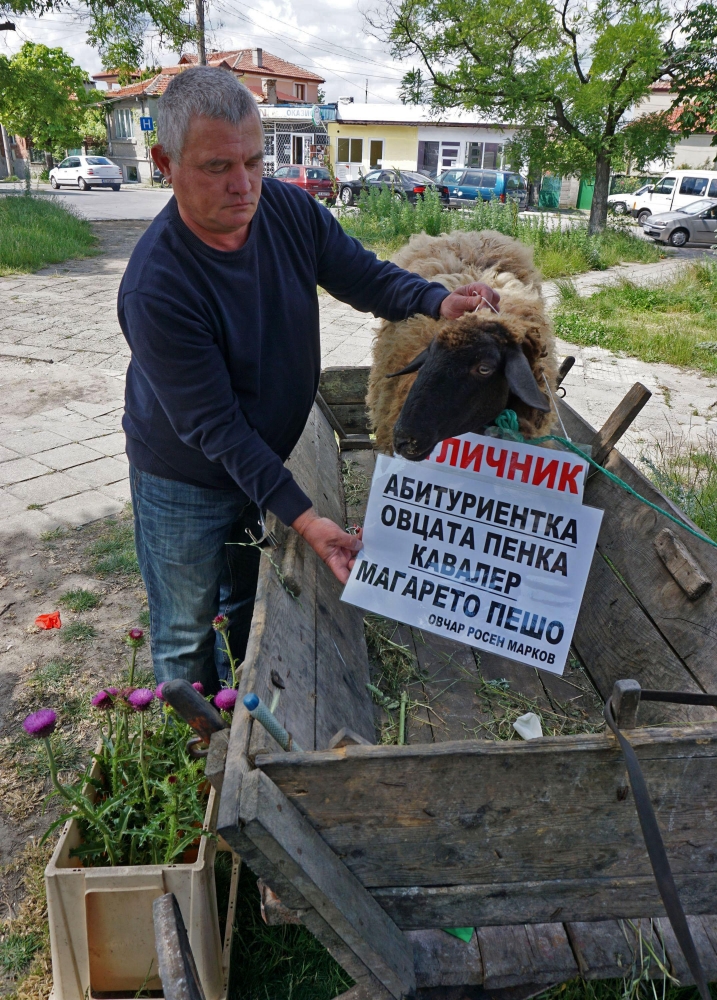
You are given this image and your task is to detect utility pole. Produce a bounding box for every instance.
[0,22,15,179]
[195,0,206,64]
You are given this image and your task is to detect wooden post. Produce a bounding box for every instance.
[590,383,652,467]
[152,893,206,1000]
[556,356,575,387]
[611,679,641,729]
[195,0,206,65]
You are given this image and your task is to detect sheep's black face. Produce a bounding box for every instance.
[391,330,548,462]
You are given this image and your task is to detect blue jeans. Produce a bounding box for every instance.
[129,466,261,691]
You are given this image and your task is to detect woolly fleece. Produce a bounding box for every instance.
[367,230,557,454]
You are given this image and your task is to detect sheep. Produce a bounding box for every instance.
[367,229,558,461]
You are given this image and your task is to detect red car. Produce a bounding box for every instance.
[272,165,336,202]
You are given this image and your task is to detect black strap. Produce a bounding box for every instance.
[604,695,711,999]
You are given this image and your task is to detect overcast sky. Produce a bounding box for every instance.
[0,0,415,103]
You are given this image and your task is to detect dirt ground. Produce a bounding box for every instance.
[0,510,148,914]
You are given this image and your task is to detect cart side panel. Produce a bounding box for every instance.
[558,399,717,704]
[255,727,717,924]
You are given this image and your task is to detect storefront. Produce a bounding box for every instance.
[259,105,334,176]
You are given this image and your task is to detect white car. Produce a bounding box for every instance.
[49,155,122,191]
[608,183,652,215]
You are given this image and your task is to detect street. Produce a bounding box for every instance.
[0,181,173,220]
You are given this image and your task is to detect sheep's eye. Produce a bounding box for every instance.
[475,364,494,377]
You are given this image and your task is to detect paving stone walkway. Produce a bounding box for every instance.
[0,232,713,537]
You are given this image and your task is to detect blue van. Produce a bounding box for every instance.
[437,168,528,209]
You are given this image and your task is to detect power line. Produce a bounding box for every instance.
[213,0,399,101]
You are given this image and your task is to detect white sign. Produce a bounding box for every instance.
[342,436,603,675]
[258,106,321,121]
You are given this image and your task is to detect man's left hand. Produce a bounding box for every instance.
[292,510,363,584]
[439,282,500,320]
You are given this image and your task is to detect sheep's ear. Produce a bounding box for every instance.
[504,344,551,412]
[385,347,430,379]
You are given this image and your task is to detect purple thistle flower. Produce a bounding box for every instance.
[128,628,144,640]
[214,689,237,712]
[91,690,115,711]
[192,682,205,695]
[23,709,58,739]
[106,687,119,696]
[212,615,228,633]
[155,683,165,701]
[127,688,154,712]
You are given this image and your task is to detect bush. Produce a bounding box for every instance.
[0,195,97,274]
[338,189,662,278]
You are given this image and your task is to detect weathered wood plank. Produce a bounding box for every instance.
[558,398,717,699]
[654,528,712,602]
[413,634,489,743]
[371,878,717,930]
[476,923,578,989]
[341,448,375,529]
[407,929,483,988]
[315,400,375,749]
[239,768,416,999]
[332,403,371,436]
[572,540,713,726]
[656,916,717,984]
[255,726,717,905]
[566,919,638,979]
[319,366,371,405]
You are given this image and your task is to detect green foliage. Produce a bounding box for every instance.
[58,588,102,613]
[0,932,43,976]
[376,0,696,229]
[339,189,662,277]
[642,443,717,545]
[671,2,717,146]
[87,518,140,577]
[37,697,210,867]
[554,259,717,370]
[225,863,353,1000]
[399,67,431,104]
[61,621,98,643]
[0,196,97,275]
[27,657,76,696]
[0,43,95,154]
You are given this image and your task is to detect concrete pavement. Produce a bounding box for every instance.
[1,229,714,536]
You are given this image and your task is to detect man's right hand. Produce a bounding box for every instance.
[292,509,363,584]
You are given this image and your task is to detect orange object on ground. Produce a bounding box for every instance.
[35,611,62,630]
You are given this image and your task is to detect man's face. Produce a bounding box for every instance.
[153,115,264,235]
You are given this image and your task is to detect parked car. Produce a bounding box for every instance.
[273,165,336,202]
[436,168,528,209]
[608,183,652,215]
[49,155,122,191]
[337,169,446,207]
[152,167,172,188]
[641,197,717,247]
[630,169,717,224]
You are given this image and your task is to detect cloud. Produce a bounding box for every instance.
[1,0,414,103]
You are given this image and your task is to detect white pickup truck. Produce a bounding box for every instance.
[630,169,717,224]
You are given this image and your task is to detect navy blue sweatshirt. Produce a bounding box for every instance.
[118,181,450,525]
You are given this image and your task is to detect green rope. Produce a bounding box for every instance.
[491,409,717,552]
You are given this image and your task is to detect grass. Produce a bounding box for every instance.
[0,933,43,977]
[0,195,97,275]
[60,621,97,643]
[640,432,717,543]
[86,516,139,577]
[57,588,102,613]
[219,860,352,1000]
[554,260,717,372]
[540,977,717,1000]
[338,187,663,278]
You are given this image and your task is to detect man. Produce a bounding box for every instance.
[118,66,499,691]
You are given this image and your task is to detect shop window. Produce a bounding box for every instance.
[418,140,439,176]
[466,142,483,167]
[482,143,503,169]
[337,137,363,162]
[440,142,460,168]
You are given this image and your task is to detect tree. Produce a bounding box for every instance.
[671,1,717,147]
[371,0,693,232]
[0,43,97,164]
[399,66,431,104]
[1,0,195,75]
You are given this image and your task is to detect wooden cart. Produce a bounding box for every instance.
[213,368,717,999]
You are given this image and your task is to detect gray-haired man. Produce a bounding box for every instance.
[118,66,499,690]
